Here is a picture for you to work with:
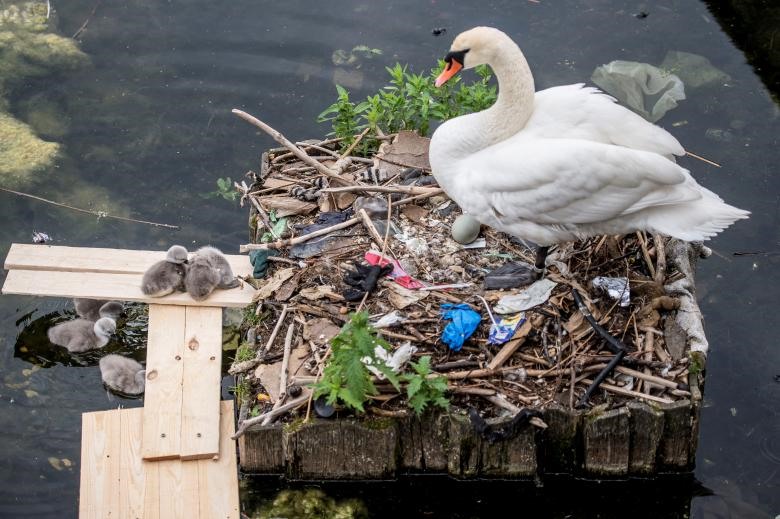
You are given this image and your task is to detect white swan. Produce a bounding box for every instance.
[99,354,145,395]
[47,317,116,352]
[430,27,748,267]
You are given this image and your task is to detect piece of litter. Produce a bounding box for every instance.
[488,313,527,345]
[461,237,487,249]
[591,60,685,122]
[440,303,481,352]
[494,279,557,314]
[484,261,539,289]
[365,251,425,289]
[373,311,406,328]
[592,276,630,307]
[362,342,417,379]
[418,283,472,291]
[32,231,51,244]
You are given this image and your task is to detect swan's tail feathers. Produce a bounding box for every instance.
[646,198,750,242]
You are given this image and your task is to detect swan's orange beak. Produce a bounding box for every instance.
[435,59,463,87]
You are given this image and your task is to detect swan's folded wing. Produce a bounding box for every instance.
[525,84,685,157]
[456,138,701,225]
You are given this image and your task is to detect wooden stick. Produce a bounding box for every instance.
[685,150,721,168]
[240,216,360,252]
[358,209,384,246]
[615,365,688,392]
[322,185,441,195]
[232,391,311,439]
[376,156,432,172]
[339,127,371,159]
[451,387,495,396]
[487,319,535,370]
[0,187,179,229]
[393,188,446,206]
[636,232,656,280]
[580,378,673,404]
[232,109,352,184]
[262,323,296,425]
[262,304,289,353]
[652,234,666,284]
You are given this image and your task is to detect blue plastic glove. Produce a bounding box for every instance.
[440,303,481,352]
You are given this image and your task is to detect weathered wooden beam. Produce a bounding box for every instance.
[658,400,693,469]
[583,406,630,476]
[627,401,664,474]
[541,403,581,474]
[284,419,398,479]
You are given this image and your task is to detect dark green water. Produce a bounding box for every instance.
[0,1,777,517]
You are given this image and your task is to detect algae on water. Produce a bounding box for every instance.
[0,112,59,187]
[0,1,89,186]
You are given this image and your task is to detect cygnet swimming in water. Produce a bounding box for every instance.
[47,317,116,353]
[73,298,123,321]
[184,246,240,301]
[141,245,188,297]
[99,354,145,395]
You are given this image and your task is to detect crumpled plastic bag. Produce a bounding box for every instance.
[440,303,481,352]
[592,276,630,307]
[362,342,417,380]
[591,60,685,122]
[494,279,557,314]
[660,51,731,89]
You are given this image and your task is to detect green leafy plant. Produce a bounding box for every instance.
[207,176,239,201]
[234,342,255,363]
[261,209,288,243]
[401,356,450,416]
[318,62,497,155]
[230,378,250,403]
[312,312,400,412]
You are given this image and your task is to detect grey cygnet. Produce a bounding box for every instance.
[194,246,240,289]
[99,354,145,395]
[73,299,123,321]
[185,246,240,301]
[141,245,188,297]
[47,317,116,352]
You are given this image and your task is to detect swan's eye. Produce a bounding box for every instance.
[444,49,469,68]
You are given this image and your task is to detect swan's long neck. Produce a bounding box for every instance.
[432,35,535,164]
[481,41,535,143]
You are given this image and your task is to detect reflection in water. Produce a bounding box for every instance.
[0,0,778,517]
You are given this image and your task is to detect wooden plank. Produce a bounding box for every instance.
[79,410,121,518]
[158,458,200,519]
[2,269,255,307]
[142,460,161,519]
[180,306,223,460]
[4,243,251,277]
[118,408,145,519]
[143,305,186,460]
[198,400,240,518]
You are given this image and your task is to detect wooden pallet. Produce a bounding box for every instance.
[1,244,252,516]
[2,244,255,307]
[79,401,239,518]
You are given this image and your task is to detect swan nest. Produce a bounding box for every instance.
[232,132,703,425]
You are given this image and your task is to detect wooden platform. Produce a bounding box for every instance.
[2,244,252,516]
[2,244,255,307]
[80,401,239,518]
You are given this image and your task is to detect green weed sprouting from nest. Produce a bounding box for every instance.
[312,312,400,413]
[401,356,450,416]
[317,62,497,156]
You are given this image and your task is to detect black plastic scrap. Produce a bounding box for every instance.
[289,211,352,258]
[468,407,542,442]
[483,261,540,289]
[342,262,394,302]
[571,288,628,408]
